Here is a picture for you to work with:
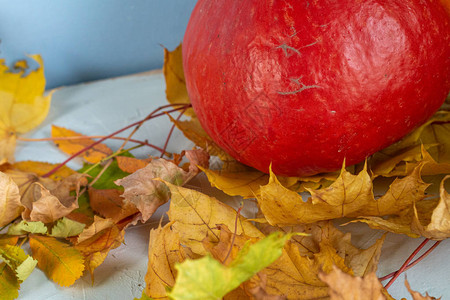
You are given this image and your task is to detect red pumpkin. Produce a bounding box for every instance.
[182,0,450,176]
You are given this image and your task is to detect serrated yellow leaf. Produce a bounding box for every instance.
[258,163,428,225]
[29,235,84,286]
[165,181,264,255]
[7,220,47,235]
[0,171,22,227]
[0,55,53,164]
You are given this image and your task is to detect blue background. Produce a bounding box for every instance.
[0,1,197,89]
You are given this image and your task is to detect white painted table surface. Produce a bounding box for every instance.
[13,70,449,299]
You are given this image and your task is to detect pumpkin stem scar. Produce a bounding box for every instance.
[277,77,322,95]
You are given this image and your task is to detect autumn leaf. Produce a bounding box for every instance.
[405,278,441,300]
[80,157,130,190]
[29,234,85,286]
[116,156,151,173]
[0,235,19,247]
[74,217,124,280]
[368,110,450,177]
[0,171,23,227]
[51,125,113,164]
[168,232,296,300]
[143,222,193,299]
[0,262,19,300]
[76,215,115,244]
[21,182,79,223]
[11,160,75,181]
[7,220,47,235]
[353,175,450,239]
[115,149,209,222]
[318,266,393,300]
[257,163,428,226]
[88,188,138,224]
[163,44,195,117]
[50,217,86,238]
[0,55,53,164]
[165,181,264,255]
[0,244,38,282]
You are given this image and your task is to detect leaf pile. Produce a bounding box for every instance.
[0,48,448,299]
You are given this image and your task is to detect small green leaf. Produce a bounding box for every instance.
[0,245,37,282]
[168,232,295,300]
[7,221,47,235]
[50,217,86,238]
[78,157,130,190]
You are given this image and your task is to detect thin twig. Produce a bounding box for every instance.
[17,135,166,154]
[160,106,189,158]
[222,204,243,264]
[379,240,441,282]
[384,238,430,289]
[41,104,190,178]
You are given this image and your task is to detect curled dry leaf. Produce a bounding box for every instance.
[20,174,86,223]
[76,215,115,244]
[0,171,23,227]
[115,149,209,222]
[51,125,113,164]
[0,55,53,164]
[405,278,441,300]
[318,265,392,300]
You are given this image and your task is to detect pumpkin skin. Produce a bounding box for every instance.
[182,0,450,177]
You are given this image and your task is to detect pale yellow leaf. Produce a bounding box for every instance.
[0,55,53,163]
[0,171,22,227]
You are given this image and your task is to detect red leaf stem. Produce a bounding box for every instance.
[383,238,430,289]
[379,240,441,282]
[160,106,189,158]
[41,103,190,178]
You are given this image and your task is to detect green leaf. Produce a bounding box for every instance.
[7,221,47,235]
[78,158,130,190]
[50,217,86,238]
[0,245,38,281]
[0,262,19,300]
[168,232,294,300]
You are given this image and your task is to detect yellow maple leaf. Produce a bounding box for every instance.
[143,222,193,299]
[29,235,85,287]
[0,172,23,227]
[51,125,113,164]
[0,55,53,164]
[165,181,264,255]
[257,163,428,226]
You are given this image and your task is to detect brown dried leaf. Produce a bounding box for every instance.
[115,156,151,173]
[318,266,392,300]
[76,216,115,244]
[88,188,138,223]
[115,149,209,222]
